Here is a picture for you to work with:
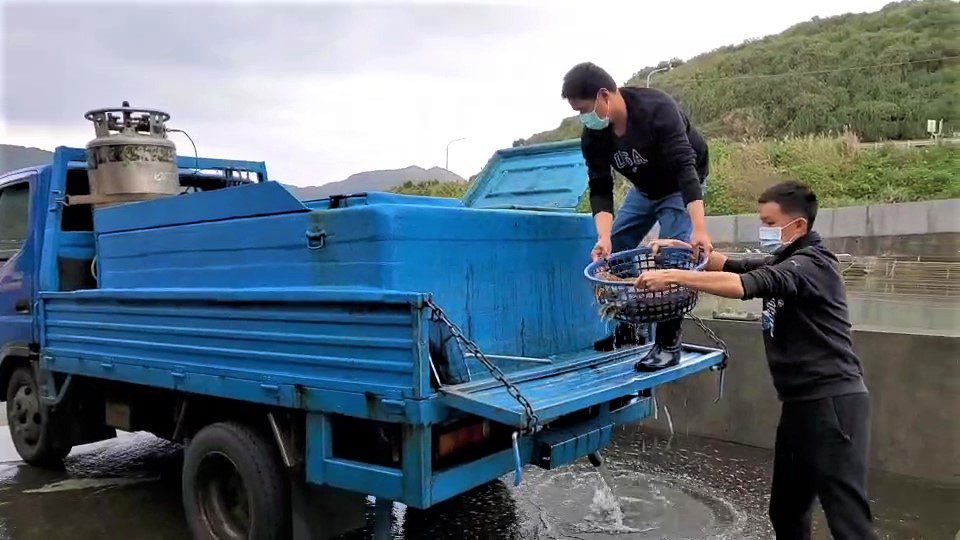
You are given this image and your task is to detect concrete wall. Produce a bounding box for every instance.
[648,199,960,259]
[706,198,959,241]
[643,319,959,484]
[824,233,960,261]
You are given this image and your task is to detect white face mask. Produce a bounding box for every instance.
[759,218,802,251]
[579,91,610,130]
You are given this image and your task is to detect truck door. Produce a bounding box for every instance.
[0,176,35,351]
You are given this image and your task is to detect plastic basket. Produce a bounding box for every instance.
[584,246,708,324]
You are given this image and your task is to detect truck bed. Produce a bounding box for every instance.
[40,284,724,509]
[40,287,723,421]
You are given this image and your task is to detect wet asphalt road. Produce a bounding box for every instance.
[0,418,957,540]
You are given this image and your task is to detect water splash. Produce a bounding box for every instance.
[594,463,623,517]
[663,404,675,437]
[582,487,645,535]
[583,462,640,534]
[513,459,746,539]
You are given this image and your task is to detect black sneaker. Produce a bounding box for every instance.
[635,344,682,372]
[594,323,647,352]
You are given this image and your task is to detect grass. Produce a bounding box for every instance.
[705,135,959,214]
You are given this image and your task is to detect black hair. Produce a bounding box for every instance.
[561,62,617,100]
[758,180,818,228]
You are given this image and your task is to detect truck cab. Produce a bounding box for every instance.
[0,172,34,357]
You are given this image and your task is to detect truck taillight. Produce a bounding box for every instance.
[437,420,491,458]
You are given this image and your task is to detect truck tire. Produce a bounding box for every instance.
[4,367,72,467]
[182,422,290,540]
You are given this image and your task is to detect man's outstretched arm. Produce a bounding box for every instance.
[637,269,745,299]
[638,257,807,300]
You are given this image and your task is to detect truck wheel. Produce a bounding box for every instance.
[5,367,72,467]
[182,422,290,540]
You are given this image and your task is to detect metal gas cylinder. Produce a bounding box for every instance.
[83,102,179,207]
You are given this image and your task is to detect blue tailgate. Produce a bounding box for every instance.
[440,344,724,428]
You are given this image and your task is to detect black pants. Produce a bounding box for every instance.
[610,311,682,348]
[770,393,875,539]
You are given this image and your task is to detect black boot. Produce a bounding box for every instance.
[594,323,647,352]
[634,343,682,371]
[635,318,683,371]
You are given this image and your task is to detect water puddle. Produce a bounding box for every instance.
[0,464,19,483]
[515,463,743,539]
[23,476,159,494]
[0,426,954,539]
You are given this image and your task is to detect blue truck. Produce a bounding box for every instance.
[0,138,724,538]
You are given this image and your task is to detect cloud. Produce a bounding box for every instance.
[2,3,544,121]
[2,0,894,185]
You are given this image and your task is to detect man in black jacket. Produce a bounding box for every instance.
[562,62,711,369]
[636,181,875,539]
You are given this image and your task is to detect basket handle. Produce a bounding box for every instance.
[693,251,710,271]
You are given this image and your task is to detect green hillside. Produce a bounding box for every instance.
[390,179,470,198]
[523,0,958,145]
[683,136,957,215]
[466,1,960,214]
[394,135,959,215]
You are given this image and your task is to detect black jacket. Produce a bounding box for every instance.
[723,232,868,401]
[581,87,708,216]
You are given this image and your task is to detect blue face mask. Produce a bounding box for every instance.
[759,218,802,252]
[579,92,610,130]
[580,110,610,130]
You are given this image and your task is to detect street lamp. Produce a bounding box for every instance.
[646,64,672,88]
[445,137,466,170]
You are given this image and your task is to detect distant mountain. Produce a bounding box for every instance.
[1,145,54,174]
[0,145,463,200]
[286,165,464,200]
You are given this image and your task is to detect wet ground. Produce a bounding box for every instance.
[0,421,957,539]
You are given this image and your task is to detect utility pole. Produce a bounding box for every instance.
[445,137,466,170]
[646,64,672,87]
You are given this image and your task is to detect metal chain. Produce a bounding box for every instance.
[422,298,540,433]
[686,313,729,367]
[686,313,730,403]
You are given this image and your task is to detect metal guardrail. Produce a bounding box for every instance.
[840,258,960,297]
[856,137,960,150]
[699,255,960,333]
[721,253,960,297]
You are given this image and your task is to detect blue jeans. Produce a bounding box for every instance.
[611,188,692,253]
[610,188,693,349]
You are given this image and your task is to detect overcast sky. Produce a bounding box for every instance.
[1,0,892,186]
